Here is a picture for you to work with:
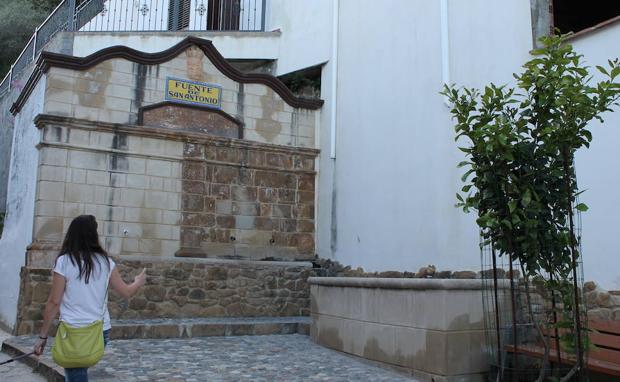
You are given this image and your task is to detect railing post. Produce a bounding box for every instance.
[8,65,14,91]
[261,0,266,31]
[67,0,76,31]
[33,27,39,60]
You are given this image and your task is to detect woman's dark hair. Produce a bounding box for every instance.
[56,215,109,283]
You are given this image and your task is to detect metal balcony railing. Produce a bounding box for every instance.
[0,0,266,97]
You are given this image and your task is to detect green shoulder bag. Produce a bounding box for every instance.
[52,271,109,368]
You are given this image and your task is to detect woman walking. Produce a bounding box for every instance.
[33,215,146,382]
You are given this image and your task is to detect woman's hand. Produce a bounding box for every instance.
[34,337,47,356]
[134,268,147,287]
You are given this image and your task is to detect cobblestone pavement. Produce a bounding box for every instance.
[7,334,416,381]
[0,329,46,382]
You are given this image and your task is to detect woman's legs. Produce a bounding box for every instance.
[64,329,111,382]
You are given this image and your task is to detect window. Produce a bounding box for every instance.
[553,0,620,34]
[168,0,191,31]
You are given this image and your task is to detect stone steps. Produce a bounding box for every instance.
[110,316,311,339]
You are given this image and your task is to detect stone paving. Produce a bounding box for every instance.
[5,334,416,381]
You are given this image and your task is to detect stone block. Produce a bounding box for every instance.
[235,216,256,230]
[39,165,66,183]
[34,216,64,241]
[36,200,64,217]
[231,186,258,202]
[183,180,206,194]
[63,202,83,218]
[122,238,140,252]
[138,238,162,253]
[182,194,204,212]
[44,98,72,115]
[216,215,236,229]
[126,174,148,189]
[258,188,277,203]
[182,162,206,180]
[65,183,95,203]
[120,188,145,207]
[255,217,275,231]
[145,191,169,209]
[73,105,99,121]
[66,128,90,146]
[162,210,181,225]
[146,159,173,177]
[213,166,239,184]
[86,170,110,186]
[69,150,108,171]
[255,171,296,189]
[231,202,260,216]
[211,184,231,199]
[38,181,66,202]
[40,148,68,167]
[67,168,87,184]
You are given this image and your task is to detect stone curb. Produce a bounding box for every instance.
[308,276,511,290]
[110,317,311,339]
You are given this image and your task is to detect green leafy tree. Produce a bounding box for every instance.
[0,0,63,79]
[442,34,620,381]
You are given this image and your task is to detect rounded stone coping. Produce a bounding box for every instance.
[308,277,511,290]
[115,255,313,268]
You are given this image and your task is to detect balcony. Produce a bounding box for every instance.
[0,0,267,96]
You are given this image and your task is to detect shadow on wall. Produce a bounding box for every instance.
[0,212,4,237]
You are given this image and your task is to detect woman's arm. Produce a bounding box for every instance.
[34,272,65,355]
[109,267,146,299]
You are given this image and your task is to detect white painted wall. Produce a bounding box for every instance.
[52,0,620,290]
[72,31,280,59]
[265,0,332,75]
[324,0,533,274]
[571,24,620,290]
[0,79,45,329]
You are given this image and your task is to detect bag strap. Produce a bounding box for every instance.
[100,262,111,321]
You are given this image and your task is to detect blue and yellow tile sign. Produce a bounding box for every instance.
[165,77,222,109]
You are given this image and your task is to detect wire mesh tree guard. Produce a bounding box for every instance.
[480,209,587,381]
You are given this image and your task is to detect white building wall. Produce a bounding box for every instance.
[571,24,620,290]
[265,0,332,75]
[325,0,533,274]
[0,79,45,329]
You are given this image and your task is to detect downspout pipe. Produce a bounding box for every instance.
[440,0,450,105]
[330,0,339,158]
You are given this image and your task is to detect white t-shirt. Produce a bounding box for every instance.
[53,254,116,330]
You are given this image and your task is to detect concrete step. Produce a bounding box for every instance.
[110,316,311,339]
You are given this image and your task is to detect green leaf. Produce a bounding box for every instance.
[461,169,475,182]
[575,203,589,212]
[508,200,517,213]
[521,189,532,207]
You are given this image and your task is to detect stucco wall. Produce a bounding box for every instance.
[0,79,45,329]
[265,0,332,76]
[72,31,281,60]
[324,0,533,274]
[571,23,620,290]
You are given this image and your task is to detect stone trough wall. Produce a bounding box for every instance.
[30,115,318,265]
[309,277,494,382]
[15,256,315,335]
